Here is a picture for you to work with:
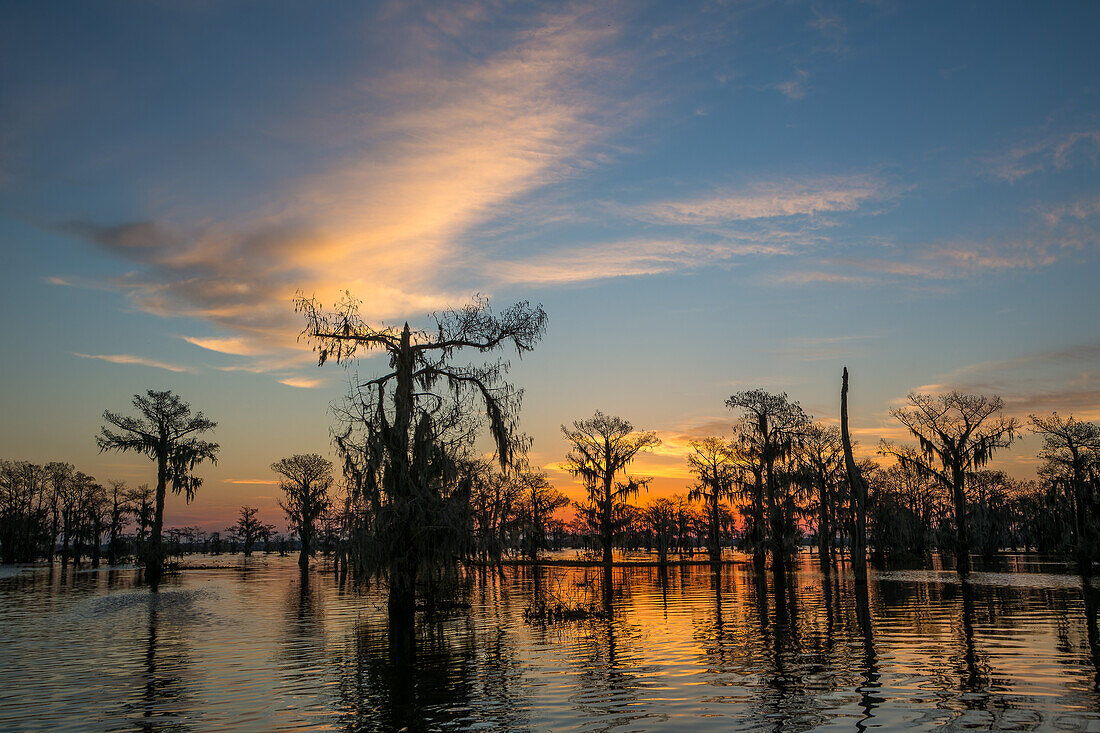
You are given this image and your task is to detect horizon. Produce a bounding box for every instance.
[2,1,1098,531]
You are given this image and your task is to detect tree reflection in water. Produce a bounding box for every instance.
[854,580,882,732]
[568,569,654,731]
[331,604,529,731]
[1083,579,1100,692]
[129,588,192,732]
[279,570,332,724]
[958,580,987,695]
[685,566,886,730]
[7,558,1100,731]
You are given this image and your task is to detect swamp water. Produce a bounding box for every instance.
[2,555,1099,731]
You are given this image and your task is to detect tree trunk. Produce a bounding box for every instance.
[841,367,868,580]
[61,517,71,567]
[387,325,417,631]
[148,451,168,583]
[765,454,786,577]
[752,470,766,574]
[299,526,310,570]
[709,494,721,565]
[817,476,830,572]
[48,508,59,564]
[601,480,614,569]
[1071,448,1092,574]
[91,520,102,568]
[108,517,118,566]
[952,465,970,576]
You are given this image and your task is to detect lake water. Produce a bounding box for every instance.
[2,554,1100,731]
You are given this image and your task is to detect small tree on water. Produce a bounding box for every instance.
[105,479,132,566]
[272,453,333,570]
[726,390,809,576]
[229,506,274,557]
[96,390,218,581]
[881,391,1017,576]
[561,411,660,568]
[687,437,739,565]
[514,471,569,562]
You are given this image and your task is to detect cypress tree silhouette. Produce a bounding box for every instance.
[97,390,218,582]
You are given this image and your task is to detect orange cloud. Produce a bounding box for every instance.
[182,336,266,356]
[68,6,634,370]
[277,377,327,389]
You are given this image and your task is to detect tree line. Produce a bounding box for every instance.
[0,457,339,569]
[1,390,341,579]
[0,462,151,566]
[4,293,1099,638]
[545,393,1100,578]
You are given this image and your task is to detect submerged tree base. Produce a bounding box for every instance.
[479,557,752,568]
[523,569,611,623]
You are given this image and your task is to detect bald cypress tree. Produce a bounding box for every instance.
[97,390,218,582]
[297,292,546,631]
[687,437,739,564]
[561,411,660,569]
[1030,412,1100,570]
[799,421,845,572]
[727,390,808,576]
[273,453,334,570]
[881,391,1017,575]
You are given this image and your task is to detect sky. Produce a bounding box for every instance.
[1,0,1098,531]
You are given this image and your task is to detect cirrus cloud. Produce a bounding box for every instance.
[73,352,193,373]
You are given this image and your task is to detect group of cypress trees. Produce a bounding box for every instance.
[564,381,1100,579]
[0,460,152,566]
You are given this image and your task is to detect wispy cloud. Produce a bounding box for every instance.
[774,68,810,100]
[628,174,887,225]
[224,478,281,485]
[807,6,847,56]
[1038,194,1100,225]
[907,343,1100,421]
[491,237,792,285]
[841,241,1058,279]
[73,352,193,373]
[778,234,1084,286]
[987,129,1100,182]
[45,274,116,291]
[774,270,876,285]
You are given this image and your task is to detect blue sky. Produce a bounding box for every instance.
[1,1,1098,527]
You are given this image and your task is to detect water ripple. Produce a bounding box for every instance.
[1,556,1099,731]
